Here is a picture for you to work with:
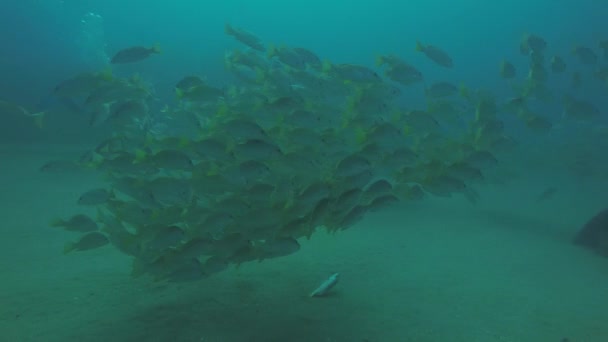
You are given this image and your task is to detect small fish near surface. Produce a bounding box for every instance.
[111,44,161,64]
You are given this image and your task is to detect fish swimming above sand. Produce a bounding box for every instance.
[46,23,530,283]
[562,95,600,121]
[0,100,45,128]
[549,56,566,73]
[51,214,98,232]
[39,160,83,173]
[599,40,608,59]
[520,33,547,55]
[267,45,307,69]
[78,188,114,206]
[425,81,458,98]
[326,63,381,83]
[176,83,224,103]
[53,70,113,98]
[111,44,161,64]
[535,186,557,203]
[64,232,109,254]
[225,23,265,52]
[415,41,453,68]
[377,55,423,85]
[573,208,608,257]
[499,60,516,79]
[572,45,598,65]
[175,75,205,91]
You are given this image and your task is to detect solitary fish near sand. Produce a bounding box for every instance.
[310,273,340,297]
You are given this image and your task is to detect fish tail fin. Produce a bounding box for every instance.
[458,83,469,98]
[215,102,229,119]
[224,23,235,35]
[354,126,367,145]
[63,242,76,254]
[32,112,45,128]
[49,218,64,228]
[177,136,190,148]
[99,67,114,81]
[133,149,147,164]
[82,153,101,169]
[415,41,424,52]
[267,43,276,58]
[321,59,332,74]
[175,87,184,99]
[253,67,266,84]
[151,43,161,54]
[304,226,315,240]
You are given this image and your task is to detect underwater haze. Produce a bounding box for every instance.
[2,0,608,341]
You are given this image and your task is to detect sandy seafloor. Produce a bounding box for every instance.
[1,143,608,342]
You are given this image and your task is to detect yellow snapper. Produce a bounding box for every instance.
[64,232,109,254]
[110,44,161,64]
[415,41,453,68]
[51,214,98,232]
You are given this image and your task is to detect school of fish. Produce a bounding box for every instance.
[39,26,607,282]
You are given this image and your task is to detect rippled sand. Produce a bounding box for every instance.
[1,144,607,342]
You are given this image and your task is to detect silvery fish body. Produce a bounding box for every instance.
[310,273,340,297]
